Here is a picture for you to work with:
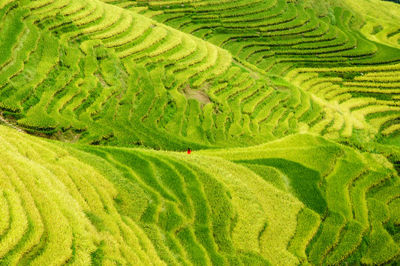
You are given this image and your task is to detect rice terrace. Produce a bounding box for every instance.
[2,0,400,265]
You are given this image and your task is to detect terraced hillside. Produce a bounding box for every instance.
[1,125,400,265]
[1,0,400,264]
[117,0,400,143]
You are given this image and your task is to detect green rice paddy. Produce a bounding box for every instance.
[1,0,400,264]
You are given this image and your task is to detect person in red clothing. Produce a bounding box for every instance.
[187,148,191,154]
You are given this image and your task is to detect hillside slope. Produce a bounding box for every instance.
[1,0,400,149]
[123,0,400,144]
[1,125,400,264]
[1,0,400,265]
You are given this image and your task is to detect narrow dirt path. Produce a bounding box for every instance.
[0,113,25,133]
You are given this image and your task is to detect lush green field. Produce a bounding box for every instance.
[0,0,400,264]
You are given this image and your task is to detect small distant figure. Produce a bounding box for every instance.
[187,148,191,154]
